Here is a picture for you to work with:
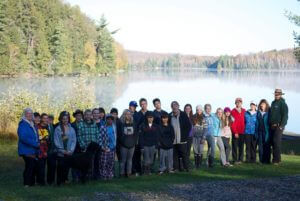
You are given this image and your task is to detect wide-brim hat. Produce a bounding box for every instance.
[274,89,285,95]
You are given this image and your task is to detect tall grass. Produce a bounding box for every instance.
[0,77,97,137]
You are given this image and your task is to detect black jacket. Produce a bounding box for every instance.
[168,111,192,143]
[135,110,148,129]
[119,122,137,149]
[139,123,160,148]
[159,124,175,149]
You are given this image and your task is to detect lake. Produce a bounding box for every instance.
[0,68,299,134]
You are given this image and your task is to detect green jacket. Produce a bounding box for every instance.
[47,124,56,154]
[269,98,288,128]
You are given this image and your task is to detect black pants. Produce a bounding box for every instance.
[22,156,37,186]
[57,156,70,185]
[270,127,283,163]
[222,137,231,163]
[232,134,245,163]
[132,145,142,174]
[173,143,188,171]
[245,135,257,163]
[35,158,46,185]
[186,137,193,167]
[47,153,57,185]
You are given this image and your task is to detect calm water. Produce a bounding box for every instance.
[0,69,299,133]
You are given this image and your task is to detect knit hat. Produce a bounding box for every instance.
[146,111,154,118]
[110,108,118,114]
[106,113,114,120]
[224,107,231,113]
[250,101,257,106]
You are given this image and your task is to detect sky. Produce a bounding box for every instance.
[65,0,300,56]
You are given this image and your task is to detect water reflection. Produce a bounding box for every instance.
[0,69,299,133]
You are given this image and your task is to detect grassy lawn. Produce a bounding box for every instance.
[1,138,300,201]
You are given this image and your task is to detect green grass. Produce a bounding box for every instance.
[1,138,300,201]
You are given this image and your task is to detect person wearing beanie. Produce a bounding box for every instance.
[221,107,234,166]
[139,111,160,175]
[191,105,206,169]
[158,112,175,174]
[110,108,123,176]
[244,101,258,163]
[231,98,246,164]
[129,101,139,123]
[213,108,227,167]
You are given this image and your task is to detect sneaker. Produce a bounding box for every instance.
[273,162,280,166]
[159,171,164,175]
[168,170,175,174]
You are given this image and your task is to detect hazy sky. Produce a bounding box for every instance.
[66,0,299,56]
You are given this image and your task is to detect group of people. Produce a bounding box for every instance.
[17,88,288,187]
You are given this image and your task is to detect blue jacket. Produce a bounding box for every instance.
[204,113,215,137]
[255,111,270,143]
[212,115,222,137]
[244,110,257,135]
[17,120,39,156]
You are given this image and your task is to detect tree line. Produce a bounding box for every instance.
[127,49,300,70]
[0,0,128,76]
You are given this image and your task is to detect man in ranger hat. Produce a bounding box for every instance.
[269,89,289,165]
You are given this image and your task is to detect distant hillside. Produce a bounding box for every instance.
[127,49,300,70]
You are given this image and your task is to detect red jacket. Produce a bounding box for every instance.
[231,108,246,135]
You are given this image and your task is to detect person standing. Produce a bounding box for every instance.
[153,98,167,125]
[159,113,175,174]
[184,104,193,169]
[169,101,192,172]
[129,101,138,123]
[203,104,216,168]
[191,105,206,169]
[47,114,56,185]
[231,98,246,164]
[119,109,137,177]
[221,107,233,166]
[36,113,50,185]
[269,89,288,165]
[132,98,148,176]
[98,114,116,180]
[54,111,76,185]
[18,108,39,187]
[139,111,160,175]
[214,108,227,167]
[256,99,271,164]
[77,109,100,179]
[244,101,258,163]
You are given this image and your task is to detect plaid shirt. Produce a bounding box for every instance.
[77,120,100,150]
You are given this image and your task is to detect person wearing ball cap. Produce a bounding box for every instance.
[231,97,246,164]
[269,88,288,165]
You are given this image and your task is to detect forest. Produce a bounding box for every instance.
[127,49,300,70]
[0,0,128,76]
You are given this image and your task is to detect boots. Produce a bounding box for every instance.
[199,154,203,167]
[208,156,214,168]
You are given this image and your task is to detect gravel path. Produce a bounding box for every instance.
[79,175,300,201]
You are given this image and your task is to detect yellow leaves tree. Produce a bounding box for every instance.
[114,42,128,69]
[84,41,96,71]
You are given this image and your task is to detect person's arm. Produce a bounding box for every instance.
[280,102,289,129]
[18,123,39,148]
[171,126,175,142]
[139,125,144,149]
[77,123,86,150]
[54,127,65,155]
[69,127,77,154]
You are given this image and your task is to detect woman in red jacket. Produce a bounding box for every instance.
[231,98,246,164]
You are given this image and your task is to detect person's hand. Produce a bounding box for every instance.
[235,134,239,139]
